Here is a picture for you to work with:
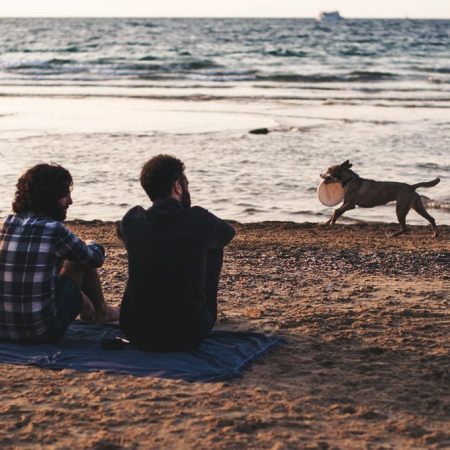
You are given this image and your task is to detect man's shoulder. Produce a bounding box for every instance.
[187,206,217,221]
[0,215,69,248]
[189,206,228,228]
[190,205,216,218]
[121,204,222,227]
[190,205,207,214]
[32,216,64,234]
[2,214,61,230]
[121,206,146,223]
[120,206,147,235]
[189,206,235,246]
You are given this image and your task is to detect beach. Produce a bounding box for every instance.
[0,221,448,449]
[0,17,449,449]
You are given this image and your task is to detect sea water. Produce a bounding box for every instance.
[0,18,449,224]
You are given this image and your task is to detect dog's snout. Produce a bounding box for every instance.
[321,174,336,184]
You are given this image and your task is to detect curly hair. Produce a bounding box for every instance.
[12,163,73,220]
[140,155,185,201]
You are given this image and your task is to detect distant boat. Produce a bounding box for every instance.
[318,11,343,22]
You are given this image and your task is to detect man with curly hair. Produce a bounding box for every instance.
[118,154,235,351]
[0,163,119,343]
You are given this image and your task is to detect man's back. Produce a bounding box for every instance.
[119,198,235,350]
[0,213,105,341]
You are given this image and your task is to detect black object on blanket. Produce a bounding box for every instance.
[0,321,284,382]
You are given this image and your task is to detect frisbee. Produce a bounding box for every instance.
[317,180,345,207]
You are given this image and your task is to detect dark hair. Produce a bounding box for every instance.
[140,154,185,201]
[12,163,73,219]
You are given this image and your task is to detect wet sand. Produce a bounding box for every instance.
[0,221,449,449]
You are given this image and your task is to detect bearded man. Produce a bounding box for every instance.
[118,154,235,351]
[0,163,118,343]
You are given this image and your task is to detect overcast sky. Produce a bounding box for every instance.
[0,0,449,18]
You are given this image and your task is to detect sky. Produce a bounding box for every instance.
[0,0,449,18]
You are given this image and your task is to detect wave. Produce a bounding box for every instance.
[416,162,450,172]
[5,46,82,53]
[421,196,450,212]
[48,58,72,65]
[431,67,450,74]
[348,71,397,81]
[291,210,327,216]
[124,20,156,27]
[3,79,443,97]
[372,102,450,108]
[7,58,74,69]
[139,55,158,61]
[93,60,222,73]
[290,210,364,223]
[6,65,234,81]
[0,89,448,109]
[242,208,266,214]
[410,41,447,48]
[175,69,258,82]
[428,77,450,84]
[64,46,80,53]
[90,57,127,64]
[255,71,397,83]
[414,66,450,74]
[173,60,222,71]
[339,49,377,57]
[266,49,308,58]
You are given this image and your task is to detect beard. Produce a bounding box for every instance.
[47,203,67,221]
[181,186,191,208]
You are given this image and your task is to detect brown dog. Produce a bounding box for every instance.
[320,160,440,237]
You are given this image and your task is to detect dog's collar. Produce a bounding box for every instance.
[342,173,358,187]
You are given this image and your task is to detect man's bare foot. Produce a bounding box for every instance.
[80,296,119,323]
[79,294,96,321]
[94,305,120,323]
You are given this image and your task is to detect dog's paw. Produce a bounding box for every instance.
[391,229,408,237]
[319,221,332,227]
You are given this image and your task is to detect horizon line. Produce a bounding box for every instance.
[0,15,449,20]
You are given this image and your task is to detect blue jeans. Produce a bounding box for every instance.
[42,275,82,342]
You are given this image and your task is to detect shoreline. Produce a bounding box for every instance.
[68,218,450,249]
[1,94,449,225]
[1,221,449,449]
[69,217,450,228]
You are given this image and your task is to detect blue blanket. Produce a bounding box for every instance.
[0,322,283,382]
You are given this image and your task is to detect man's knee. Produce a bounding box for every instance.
[207,248,224,268]
[59,260,90,287]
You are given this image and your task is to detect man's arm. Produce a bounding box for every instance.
[54,224,105,268]
[207,214,236,249]
[116,206,145,247]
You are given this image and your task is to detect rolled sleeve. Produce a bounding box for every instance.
[209,219,236,249]
[196,208,235,249]
[54,224,105,268]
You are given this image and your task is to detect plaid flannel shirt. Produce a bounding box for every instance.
[0,213,105,341]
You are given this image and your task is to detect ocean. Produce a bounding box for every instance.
[0,18,449,224]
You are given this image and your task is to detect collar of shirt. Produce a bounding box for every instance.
[152,197,184,212]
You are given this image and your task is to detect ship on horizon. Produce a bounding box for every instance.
[318,11,343,22]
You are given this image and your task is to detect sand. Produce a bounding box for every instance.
[0,221,449,450]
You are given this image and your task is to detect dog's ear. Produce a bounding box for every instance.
[341,160,352,168]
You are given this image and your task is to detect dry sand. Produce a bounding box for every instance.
[0,221,449,450]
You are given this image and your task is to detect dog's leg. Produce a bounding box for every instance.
[393,202,410,237]
[412,196,439,238]
[327,203,355,225]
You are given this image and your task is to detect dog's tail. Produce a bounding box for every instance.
[412,177,440,190]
